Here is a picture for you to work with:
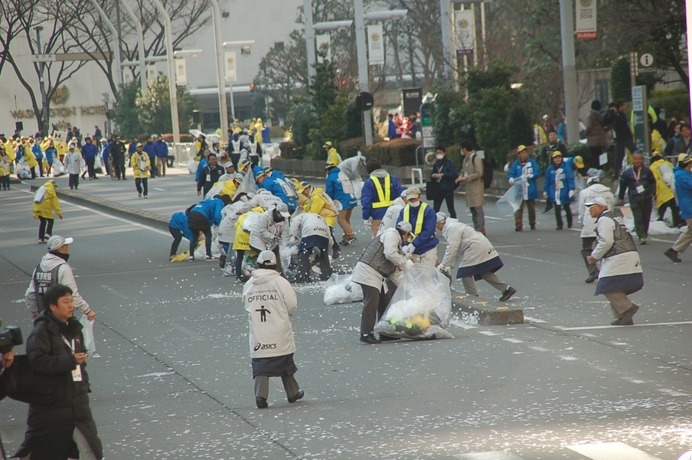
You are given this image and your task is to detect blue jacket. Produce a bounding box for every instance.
[128,142,138,155]
[396,203,439,254]
[195,158,208,182]
[154,140,168,158]
[45,147,56,164]
[143,141,156,162]
[508,158,540,200]
[325,167,357,210]
[169,212,194,240]
[431,158,458,193]
[262,173,298,212]
[674,166,692,219]
[100,144,110,163]
[544,161,575,204]
[361,171,404,220]
[82,143,98,161]
[191,197,226,226]
[32,144,44,161]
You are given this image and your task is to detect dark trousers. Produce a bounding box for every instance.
[37,160,45,177]
[169,226,185,257]
[85,157,96,178]
[230,153,241,170]
[580,236,598,276]
[433,189,457,218]
[554,204,573,229]
[112,154,126,179]
[614,138,636,178]
[30,166,36,179]
[135,177,148,196]
[235,250,246,280]
[250,245,283,274]
[1,175,9,189]
[254,374,299,400]
[658,198,682,227]
[588,146,604,169]
[630,197,653,239]
[514,199,536,229]
[358,279,397,335]
[68,173,79,189]
[38,217,54,239]
[188,211,212,258]
[149,156,158,177]
[297,236,331,281]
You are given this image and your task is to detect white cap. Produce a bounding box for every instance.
[584,196,608,208]
[405,186,421,199]
[436,212,448,223]
[47,235,74,251]
[396,221,412,233]
[586,176,600,186]
[257,250,276,266]
[274,203,290,218]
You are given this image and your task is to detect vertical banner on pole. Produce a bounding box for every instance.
[575,0,597,40]
[175,58,187,86]
[225,51,237,82]
[454,9,475,55]
[367,24,384,65]
[146,65,158,83]
[315,34,331,63]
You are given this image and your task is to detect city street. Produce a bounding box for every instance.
[1,167,690,459]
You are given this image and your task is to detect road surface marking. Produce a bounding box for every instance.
[555,321,692,331]
[567,441,661,459]
[523,316,547,323]
[478,330,500,336]
[559,355,579,361]
[456,452,524,460]
[503,338,523,344]
[529,346,549,352]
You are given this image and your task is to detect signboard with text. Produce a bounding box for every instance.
[576,0,597,40]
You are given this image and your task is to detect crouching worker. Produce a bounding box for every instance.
[243,250,304,409]
[288,212,333,282]
[352,221,413,344]
[436,212,516,302]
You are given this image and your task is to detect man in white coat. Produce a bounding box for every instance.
[288,212,333,282]
[25,235,97,320]
[578,176,615,283]
[586,196,643,325]
[64,142,83,190]
[249,203,290,274]
[436,213,516,301]
[243,250,303,409]
[352,221,413,344]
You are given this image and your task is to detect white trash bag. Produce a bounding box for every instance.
[323,274,363,305]
[79,316,96,354]
[374,266,454,340]
[495,182,523,216]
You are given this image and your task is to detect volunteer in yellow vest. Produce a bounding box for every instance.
[131,143,151,199]
[23,139,39,179]
[361,159,405,239]
[296,181,341,259]
[32,179,62,244]
[233,207,264,283]
[396,186,439,266]
[650,153,681,227]
[323,141,342,166]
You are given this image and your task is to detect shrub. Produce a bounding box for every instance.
[649,88,690,121]
[279,140,301,159]
[610,56,631,102]
[361,138,422,166]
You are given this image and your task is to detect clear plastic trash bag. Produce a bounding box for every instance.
[495,182,523,216]
[323,274,363,305]
[375,266,454,340]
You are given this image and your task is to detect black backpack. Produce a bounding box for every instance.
[472,153,493,189]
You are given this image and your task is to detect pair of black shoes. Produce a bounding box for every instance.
[611,304,639,326]
[499,287,516,302]
[255,390,304,409]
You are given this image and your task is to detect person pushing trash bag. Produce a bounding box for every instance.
[352,221,414,344]
[287,212,333,282]
[242,250,304,409]
[435,213,517,302]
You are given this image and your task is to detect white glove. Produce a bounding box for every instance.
[568,190,575,199]
[508,177,515,185]
[403,260,414,271]
[288,236,298,246]
[526,173,534,179]
[363,219,372,230]
[403,244,416,255]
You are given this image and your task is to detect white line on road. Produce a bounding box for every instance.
[555,321,692,331]
[154,188,166,191]
[478,330,500,336]
[523,316,547,323]
[503,338,524,344]
[567,441,662,459]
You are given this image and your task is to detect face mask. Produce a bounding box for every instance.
[54,252,70,262]
[273,212,285,223]
[409,201,421,208]
[436,154,444,160]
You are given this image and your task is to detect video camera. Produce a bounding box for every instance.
[0,320,23,354]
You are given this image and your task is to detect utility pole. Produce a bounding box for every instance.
[34,26,49,135]
[304,0,316,85]
[559,0,579,144]
[354,0,374,146]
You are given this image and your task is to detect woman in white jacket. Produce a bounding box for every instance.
[243,250,303,409]
[578,176,615,283]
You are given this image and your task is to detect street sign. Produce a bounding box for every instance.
[639,53,654,68]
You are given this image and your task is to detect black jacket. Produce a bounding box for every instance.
[197,164,226,194]
[618,165,656,202]
[14,312,103,460]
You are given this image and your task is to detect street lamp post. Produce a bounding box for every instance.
[148,0,180,149]
[34,26,48,135]
[304,0,316,84]
[119,0,147,95]
[222,40,254,121]
[353,0,373,145]
[210,0,229,143]
[88,0,122,89]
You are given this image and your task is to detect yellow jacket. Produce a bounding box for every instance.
[24,145,38,168]
[0,154,11,175]
[132,151,151,178]
[651,129,665,155]
[306,188,337,227]
[232,207,264,251]
[219,180,238,198]
[327,147,341,165]
[650,159,675,207]
[33,181,62,219]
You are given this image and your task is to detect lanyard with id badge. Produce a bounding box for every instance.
[633,168,645,195]
[62,335,83,382]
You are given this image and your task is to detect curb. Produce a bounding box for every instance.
[452,294,524,326]
[29,184,170,232]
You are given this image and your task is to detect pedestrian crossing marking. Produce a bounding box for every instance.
[478,330,500,336]
[567,441,661,459]
[555,320,692,330]
[456,452,524,460]
[503,338,523,343]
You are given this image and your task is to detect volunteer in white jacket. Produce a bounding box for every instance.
[352,221,413,344]
[64,143,83,190]
[376,191,407,236]
[586,196,644,325]
[249,203,290,274]
[25,235,96,320]
[243,250,303,409]
[578,176,616,283]
[288,212,333,282]
[436,213,516,302]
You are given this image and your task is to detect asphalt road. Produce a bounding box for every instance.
[1,166,690,460]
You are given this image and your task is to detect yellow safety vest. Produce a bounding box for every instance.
[371,174,392,209]
[403,202,428,238]
[650,160,675,208]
